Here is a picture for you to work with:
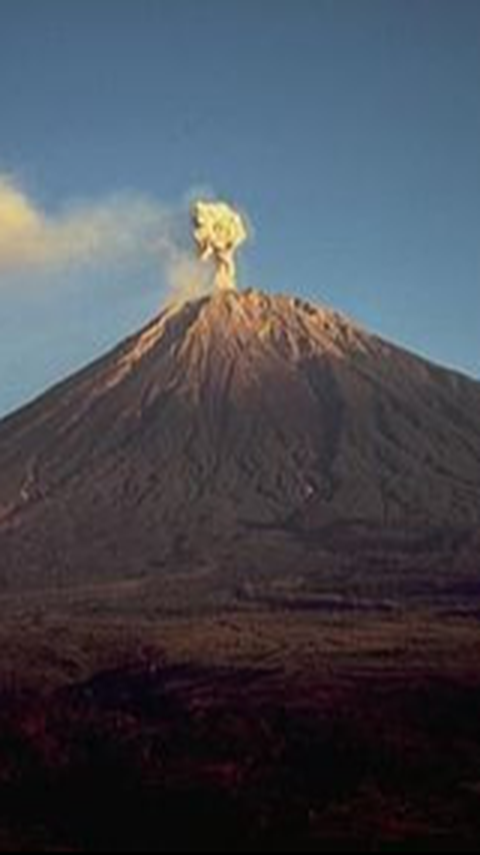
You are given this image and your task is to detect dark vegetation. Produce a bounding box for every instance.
[1,660,480,851]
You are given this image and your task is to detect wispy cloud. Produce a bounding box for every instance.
[0,175,213,301]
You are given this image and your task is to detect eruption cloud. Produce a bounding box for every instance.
[0,176,249,306]
[0,175,212,304]
[192,201,248,292]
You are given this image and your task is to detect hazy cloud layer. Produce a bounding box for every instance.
[0,175,213,301]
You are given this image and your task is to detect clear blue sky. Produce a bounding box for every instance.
[0,0,479,417]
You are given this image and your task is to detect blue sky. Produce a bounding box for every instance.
[0,0,479,417]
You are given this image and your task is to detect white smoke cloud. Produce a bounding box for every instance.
[0,174,213,302]
[192,200,248,292]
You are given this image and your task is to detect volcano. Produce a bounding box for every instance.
[0,289,479,599]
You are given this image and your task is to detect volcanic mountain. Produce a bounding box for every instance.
[0,289,479,598]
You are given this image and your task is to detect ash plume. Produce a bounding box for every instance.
[192,200,248,292]
[0,175,250,307]
[0,175,213,304]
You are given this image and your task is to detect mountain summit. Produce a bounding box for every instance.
[0,289,479,595]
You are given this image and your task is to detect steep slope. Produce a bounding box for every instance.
[0,289,479,592]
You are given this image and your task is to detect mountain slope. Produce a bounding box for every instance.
[0,289,479,593]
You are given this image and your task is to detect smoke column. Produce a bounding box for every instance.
[192,201,248,292]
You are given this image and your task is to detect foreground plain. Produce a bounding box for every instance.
[0,582,479,852]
